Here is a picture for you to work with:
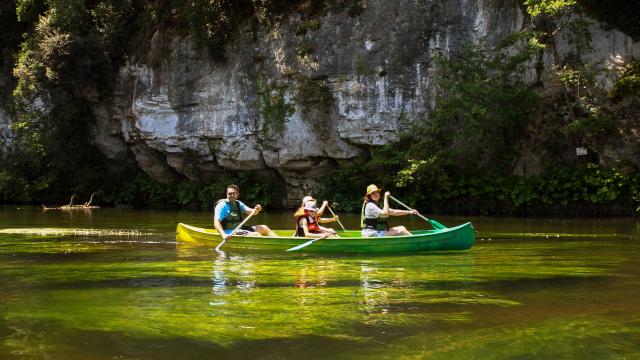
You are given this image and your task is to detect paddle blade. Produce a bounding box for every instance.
[429,219,447,229]
[286,239,315,252]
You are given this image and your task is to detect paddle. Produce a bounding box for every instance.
[327,205,346,231]
[286,233,332,252]
[388,195,447,230]
[215,208,256,251]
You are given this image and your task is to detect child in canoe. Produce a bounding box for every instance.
[294,196,340,238]
[361,184,418,237]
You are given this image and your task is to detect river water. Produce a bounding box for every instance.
[1,206,639,359]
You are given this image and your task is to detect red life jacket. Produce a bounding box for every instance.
[295,210,320,236]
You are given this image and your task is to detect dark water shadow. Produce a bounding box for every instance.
[13,273,615,302]
[0,321,361,360]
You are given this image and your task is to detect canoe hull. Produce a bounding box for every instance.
[176,222,475,253]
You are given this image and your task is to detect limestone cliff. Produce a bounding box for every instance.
[82,0,638,205]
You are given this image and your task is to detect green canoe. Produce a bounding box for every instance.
[175,222,476,253]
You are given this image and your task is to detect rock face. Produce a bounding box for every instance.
[88,0,640,205]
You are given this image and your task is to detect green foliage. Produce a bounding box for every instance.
[566,112,615,143]
[439,165,630,212]
[0,169,47,203]
[1,96,113,204]
[320,154,639,215]
[550,60,617,147]
[424,46,540,172]
[0,162,285,208]
[549,59,617,150]
[520,0,622,154]
[99,172,285,209]
[523,0,584,51]
[318,144,413,211]
[611,60,640,100]
[524,0,576,17]
[15,0,44,23]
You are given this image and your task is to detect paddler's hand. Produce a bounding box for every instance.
[322,200,328,207]
[333,215,339,220]
[222,233,231,240]
[254,205,262,213]
[411,209,419,215]
[384,191,390,198]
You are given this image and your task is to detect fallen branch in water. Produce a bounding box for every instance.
[43,192,101,210]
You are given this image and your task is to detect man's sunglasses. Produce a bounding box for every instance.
[227,192,237,196]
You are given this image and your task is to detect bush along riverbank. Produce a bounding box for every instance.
[318,159,640,216]
[0,168,286,210]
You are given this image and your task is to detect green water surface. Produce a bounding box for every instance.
[1,206,639,359]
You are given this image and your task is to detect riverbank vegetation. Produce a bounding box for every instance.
[0,0,639,215]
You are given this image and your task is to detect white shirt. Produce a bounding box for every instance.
[364,202,384,219]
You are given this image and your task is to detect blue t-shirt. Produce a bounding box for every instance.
[214,200,250,222]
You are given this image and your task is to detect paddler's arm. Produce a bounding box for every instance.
[318,216,337,223]
[213,219,229,240]
[319,225,337,235]
[383,192,418,216]
[243,203,261,215]
[380,192,391,217]
[316,200,328,216]
[389,208,418,216]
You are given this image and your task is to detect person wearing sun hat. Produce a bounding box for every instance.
[294,195,340,237]
[361,184,418,237]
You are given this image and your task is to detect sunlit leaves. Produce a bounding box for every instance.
[523,0,577,17]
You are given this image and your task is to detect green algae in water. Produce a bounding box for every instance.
[343,317,640,359]
[1,249,627,354]
[1,208,639,358]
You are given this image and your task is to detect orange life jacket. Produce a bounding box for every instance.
[295,210,320,236]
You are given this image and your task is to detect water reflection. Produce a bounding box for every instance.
[199,250,483,338]
[212,252,228,299]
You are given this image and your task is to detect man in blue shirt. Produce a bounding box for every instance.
[213,184,277,240]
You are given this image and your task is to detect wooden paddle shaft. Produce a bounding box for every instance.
[215,209,256,251]
[326,205,346,231]
[388,195,431,223]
